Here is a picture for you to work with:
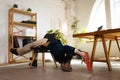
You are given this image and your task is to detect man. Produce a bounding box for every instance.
[10,34,91,72]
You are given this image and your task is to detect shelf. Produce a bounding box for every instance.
[14,35,35,38]
[9,8,36,16]
[8,8,37,64]
[13,22,36,27]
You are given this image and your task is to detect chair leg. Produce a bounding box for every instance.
[42,52,46,71]
[42,52,58,71]
[50,53,58,68]
[29,52,38,68]
[30,50,58,71]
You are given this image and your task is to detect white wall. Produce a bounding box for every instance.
[0,0,65,63]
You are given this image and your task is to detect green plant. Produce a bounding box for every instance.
[71,17,79,33]
[27,8,32,12]
[47,29,67,45]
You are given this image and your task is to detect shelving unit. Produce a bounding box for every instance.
[8,8,37,63]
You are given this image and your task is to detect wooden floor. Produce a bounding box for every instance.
[0,59,120,80]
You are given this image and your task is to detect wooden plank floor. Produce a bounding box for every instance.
[0,59,120,80]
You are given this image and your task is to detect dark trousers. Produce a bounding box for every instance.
[53,45,75,64]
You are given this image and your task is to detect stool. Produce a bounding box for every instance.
[30,46,58,71]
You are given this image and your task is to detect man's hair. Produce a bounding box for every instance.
[44,33,57,42]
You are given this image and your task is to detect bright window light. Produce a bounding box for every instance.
[61,21,68,35]
[110,0,120,28]
[87,0,106,32]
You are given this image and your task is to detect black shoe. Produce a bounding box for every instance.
[29,59,37,67]
[10,48,19,55]
[61,63,72,72]
[61,66,72,72]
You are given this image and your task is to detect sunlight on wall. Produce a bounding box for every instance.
[110,0,120,28]
[61,20,68,35]
[87,0,106,32]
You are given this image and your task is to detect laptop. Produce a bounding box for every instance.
[97,25,103,31]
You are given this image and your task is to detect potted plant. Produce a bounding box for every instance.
[27,8,32,12]
[47,29,67,45]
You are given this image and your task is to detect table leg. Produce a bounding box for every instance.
[91,37,98,67]
[108,40,112,56]
[115,37,120,53]
[101,36,112,71]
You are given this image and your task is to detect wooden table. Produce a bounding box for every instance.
[73,28,120,71]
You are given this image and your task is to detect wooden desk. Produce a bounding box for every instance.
[73,28,120,71]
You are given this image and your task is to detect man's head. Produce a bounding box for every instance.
[44,33,56,42]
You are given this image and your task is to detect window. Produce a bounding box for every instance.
[87,0,106,32]
[110,0,120,28]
